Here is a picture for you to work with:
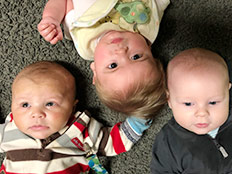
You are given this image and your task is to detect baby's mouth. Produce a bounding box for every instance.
[29,125,49,131]
[195,123,209,128]
[111,38,123,44]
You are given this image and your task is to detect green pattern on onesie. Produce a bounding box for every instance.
[115,1,150,24]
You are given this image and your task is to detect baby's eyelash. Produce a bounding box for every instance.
[209,101,217,105]
[108,62,118,69]
[46,102,55,107]
[22,102,30,108]
[184,102,193,106]
[131,54,142,60]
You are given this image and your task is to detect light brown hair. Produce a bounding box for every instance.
[95,59,166,118]
[167,48,230,89]
[13,61,76,100]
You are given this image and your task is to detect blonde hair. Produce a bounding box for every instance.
[95,59,166,118]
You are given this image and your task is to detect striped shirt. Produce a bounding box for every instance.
[0,111,147,174]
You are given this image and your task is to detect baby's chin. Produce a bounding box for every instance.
[192,129,211,135]
[25,131,53,140]
[29,134,50,140]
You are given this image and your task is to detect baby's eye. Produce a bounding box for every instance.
[46,102,55,107]
[131,54,142,60]
[184,102,193,106]
[22,103,30,108]
[209,101,217,105]
[108,63,118,69]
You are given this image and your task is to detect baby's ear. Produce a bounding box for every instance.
[72,99,79,113]
[166,90,172,109]
[90,62,96,85]
[74,99,78,106]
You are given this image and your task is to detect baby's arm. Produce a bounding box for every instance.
[0,114,12,153]
[150,130,180,174]
[38,0,69,44]
[97,117,152,156]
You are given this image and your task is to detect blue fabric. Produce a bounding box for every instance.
[126,117,152,135]
[208,127,219,138]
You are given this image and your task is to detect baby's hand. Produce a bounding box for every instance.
[38,17,63,45]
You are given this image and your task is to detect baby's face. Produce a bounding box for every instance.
[168,66,231,135]
[91,31,157,93]
[11,75,77,139]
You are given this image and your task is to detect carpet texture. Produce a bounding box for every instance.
[0,0,231,173]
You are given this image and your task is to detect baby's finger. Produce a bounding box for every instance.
[44,28,57,42]
[50,32,63,45]
[40,25,56,37]
[50,37,59,45]
[38,23,50,31]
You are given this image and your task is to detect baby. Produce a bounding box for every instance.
[38,0,170,118]
[151,48,232,173]
[0,61,152,174]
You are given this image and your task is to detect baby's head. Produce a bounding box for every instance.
[167,48,231,135]
[91,31,166,118]
[11,61,77,139]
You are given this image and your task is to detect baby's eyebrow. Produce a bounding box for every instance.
[13,95,29,101]
[45,95,64,100]
[139,54,152,61]
[176,98,193,102]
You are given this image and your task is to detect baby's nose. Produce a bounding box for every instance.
[31,108,46,119]
[195,107,209,117]
[115,45,128,54]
